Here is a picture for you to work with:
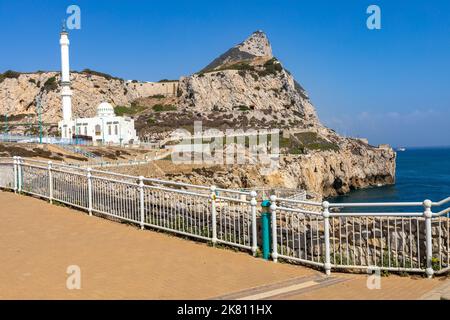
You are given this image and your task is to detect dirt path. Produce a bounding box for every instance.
[0,191,445,300]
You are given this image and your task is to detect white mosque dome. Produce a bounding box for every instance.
[97,102,115,117]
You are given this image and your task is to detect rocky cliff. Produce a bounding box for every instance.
[176,31,318,130]
[0,31,397,197]
[0,70,161,128]
[158,31,396,197]
[159,139,396,198]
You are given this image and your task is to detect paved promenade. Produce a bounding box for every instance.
[0,191,447,300]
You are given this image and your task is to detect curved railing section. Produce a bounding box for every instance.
[0,156,448,277]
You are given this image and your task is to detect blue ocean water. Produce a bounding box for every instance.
[328,147,450,212]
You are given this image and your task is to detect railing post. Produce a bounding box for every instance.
[261,200,271,260]
[87,168,92,216]
[48,161,53,204]
[250,190,258,256]
[210,185,217,245]
[322,201,332,276]
[139,176,145,230]
[423,199,434,278]
[270,195,278,263]
[13,156,17,193]
[17,156,22,192]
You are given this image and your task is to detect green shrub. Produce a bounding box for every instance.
[226,62,255,71]
[158,79,177,83]
[250,72,259,81]
[150,94,165,99]
[114,105,130,116]
[114,103,146,116]
[293,132,338,151]
[43,76,58,92]
[152,104,177,112]
[0,70,21,83]
[204,61,255,74]
[81,69,122,81]
[431,257,440,271]
[234,105,250,112]
[280,132,340,154]
[257,58,283,77]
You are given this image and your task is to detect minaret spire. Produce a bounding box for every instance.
[61,19,67,33]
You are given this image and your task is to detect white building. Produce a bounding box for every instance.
[57,25,138,145]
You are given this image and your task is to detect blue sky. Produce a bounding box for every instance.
[0,0,449,147]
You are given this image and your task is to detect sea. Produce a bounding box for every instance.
[328,146,450,213]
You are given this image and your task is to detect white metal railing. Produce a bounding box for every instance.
[0,156,448,277]
[273,196,449,277]
[1,157,257,256]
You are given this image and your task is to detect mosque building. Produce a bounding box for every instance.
[57,25,138,145]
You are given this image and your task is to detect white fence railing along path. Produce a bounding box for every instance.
[0,156,448,277]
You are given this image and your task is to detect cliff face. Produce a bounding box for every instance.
[160,140,396,198]
[176,31,317,130]
[0,70,158,125]
[177,66,318,128]
[277,143,397,197]
[0,30,397,197]
[166,31,396,196]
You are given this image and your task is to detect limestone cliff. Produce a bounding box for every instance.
[0,70,163,127]
[176,31,317,130]
[0,30,397,197]
[160,138,396,198]
[162,31,396,196]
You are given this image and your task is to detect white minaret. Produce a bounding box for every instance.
[60,22,72,122]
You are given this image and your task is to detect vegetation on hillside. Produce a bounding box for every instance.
[0,70,21,83]
[233,105,251,112]
[257,58,283,77]
[80,69,123,81]
[161,131,339,155]
[152,104,177,112]
[158,79,178,83]
[197,57,284,79]
[286,132,340,153]
[114,102,177,116]
[114,103,146,116]
[149,94,165,99]
[43,76,58,92]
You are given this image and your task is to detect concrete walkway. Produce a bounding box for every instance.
[0,191,447,300]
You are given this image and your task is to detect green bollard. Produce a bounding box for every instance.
[261,199,271,260]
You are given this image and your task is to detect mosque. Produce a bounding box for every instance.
[57,26,139,145]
